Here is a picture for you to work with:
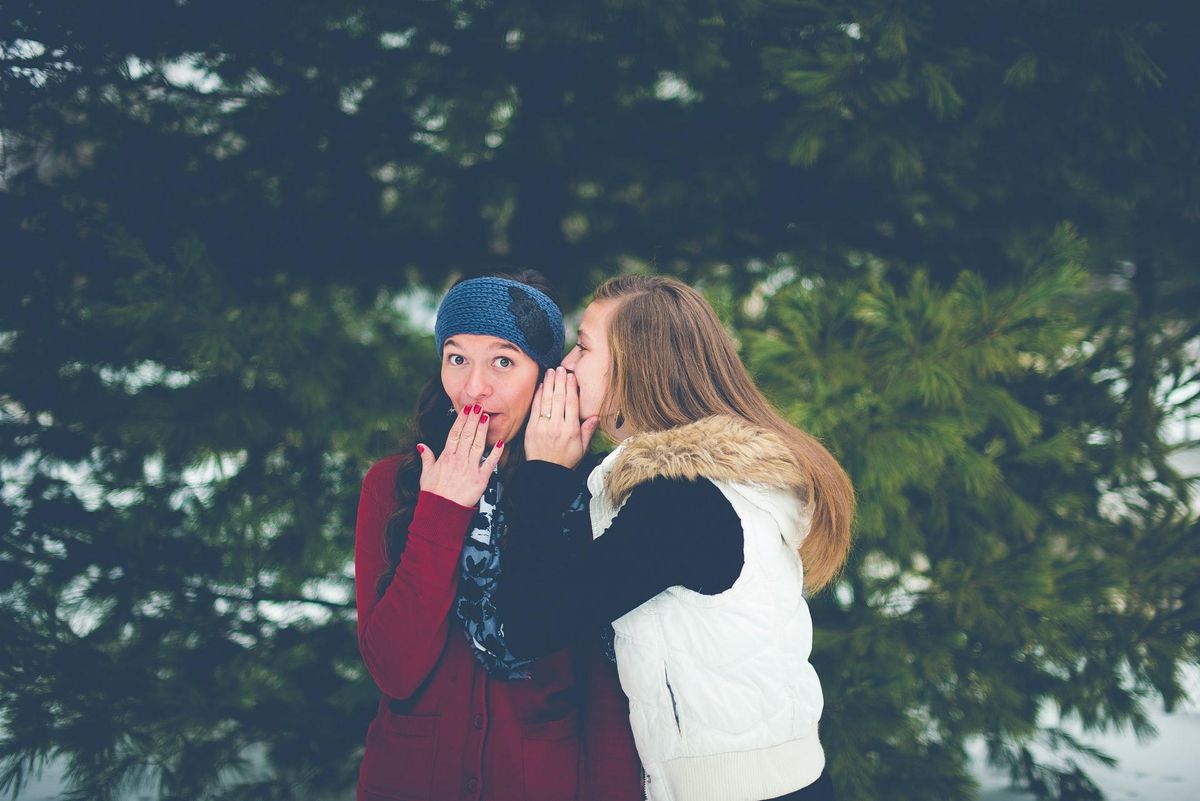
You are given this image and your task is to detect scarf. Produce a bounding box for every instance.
[454,471,533,679]
[456,457,615,678]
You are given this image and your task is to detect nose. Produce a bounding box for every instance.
[463,364,492,402]
[560,349,579,371]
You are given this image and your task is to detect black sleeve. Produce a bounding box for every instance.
[493,470,745,660]
[501,458,593,550]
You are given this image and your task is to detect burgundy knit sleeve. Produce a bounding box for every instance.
[354,459,476,700]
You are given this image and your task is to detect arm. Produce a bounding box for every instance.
[457,457,597,671]
[354,407,504,698]
[493,470,745,660]
[354,462,476,700]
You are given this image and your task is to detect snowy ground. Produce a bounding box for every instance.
[971,664,1200,801]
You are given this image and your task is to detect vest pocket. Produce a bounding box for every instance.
[521,715,580,801]
[664,665,683,736]
[789,684,820,734]
[359,712,440,800]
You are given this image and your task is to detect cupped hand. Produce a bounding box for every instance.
[416,405,504,507]
[524,367,600,469]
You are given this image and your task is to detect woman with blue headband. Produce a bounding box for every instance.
[353,272,641,801]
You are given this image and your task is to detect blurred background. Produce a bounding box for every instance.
[2,2,1197,799]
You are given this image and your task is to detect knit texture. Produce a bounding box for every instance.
[434,277,564,368]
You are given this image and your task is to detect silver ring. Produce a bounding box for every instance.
[541,412,552,419]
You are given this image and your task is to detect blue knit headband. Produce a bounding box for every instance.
[434,277,565,370]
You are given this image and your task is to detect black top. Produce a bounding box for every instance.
[493,458,746,660]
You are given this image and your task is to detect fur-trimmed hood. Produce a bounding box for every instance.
[594,415,811,549]
[604,415,807,503]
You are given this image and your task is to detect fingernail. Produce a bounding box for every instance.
[480,413,489,423]
[416,444,425,453]
[462,404,470,415]
[472,403,481,414]
[496,439,504,448]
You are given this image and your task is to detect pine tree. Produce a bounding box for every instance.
[0,236,436,798]
[741,224,1199,800]
[3,1,1198,799]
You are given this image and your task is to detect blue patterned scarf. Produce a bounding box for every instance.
[454,472,534,679]
[456,461,613,679]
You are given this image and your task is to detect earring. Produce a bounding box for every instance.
[447,404,457,417]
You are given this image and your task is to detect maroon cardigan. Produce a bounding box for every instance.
[355,455,641,801]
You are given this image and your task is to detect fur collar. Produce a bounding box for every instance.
[604,415,808,507]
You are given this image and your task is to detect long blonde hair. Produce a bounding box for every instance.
[593,274,855,591]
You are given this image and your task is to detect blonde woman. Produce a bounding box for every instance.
[489,275,854,801]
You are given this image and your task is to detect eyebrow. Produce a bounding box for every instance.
[576,328,589,343]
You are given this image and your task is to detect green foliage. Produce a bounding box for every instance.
[3,1,1198,799]
[742,227,1198,800]
[0,241,430,798]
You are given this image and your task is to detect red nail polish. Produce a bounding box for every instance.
[495,439,504,448]
[416,444,425,453]
[472,403,482,414]
[462,404,470,415]
[480,413,489,423]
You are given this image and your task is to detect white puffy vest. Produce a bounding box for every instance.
[587,446,826,801]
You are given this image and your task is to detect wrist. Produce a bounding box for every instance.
[507,460,582,512]
[528,453,578,469]
[424,481,481,508]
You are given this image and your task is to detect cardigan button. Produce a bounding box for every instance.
[465,776,479,793]
[472,713,484,730]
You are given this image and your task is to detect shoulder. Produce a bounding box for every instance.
[617,478,744,570]
[606,417,805,506]
[623,476,734,519]
[361,454,407,500]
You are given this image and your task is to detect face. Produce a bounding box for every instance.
[441,334,541,446]
[560,299,621,437]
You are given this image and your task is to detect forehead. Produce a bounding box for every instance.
[579,299,617,337]
[442,333,522,353]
